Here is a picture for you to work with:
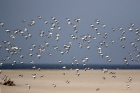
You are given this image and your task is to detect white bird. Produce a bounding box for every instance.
[131,23,134,27]
[30,61,34,64]
[0,22,4,27]
[97,46,102,51]
[24,26,28,32]
[57,26,61,30]
[62,66,66,69]
[38,68,41,71]
[128,77,132,82]
[36,53,41,59]
[112,28,115,31]
[52,84,56,88]
[126,85,130,89]
[90,24,94,28]
[49,53,52,56]
[94,27,98,31]
[19,54,24,58]
[20,61,24,64]
[95,19,100,24]
[25,84,31,89]
[77,72,80,76]
[60,50,64,55]
[128,27,132,32]
[121,45,125,49]
[52,17,56,20]
[102,24,106,28]
[0,70,2,74]
[53,46,59,51]
[13,60,16,64]
[5,29,10,33]
[86,45,90,50]
[22,20,25,23]
[0,63,3,66]
[29,53,33,57]
[0,45,2,49]
[85,57,89,61]
[66,18,70,22]
[32,66,36,70]
[32,75,36,80]
[30,20,35,26]
[96,32,101,36]
[78,43,82,48]
[93,37,96,40]
[55,36,59,41]
[111,40,115,44]
[29,47,33,51]
[58,60,62,63]
[75,18,81,22]
[76,69,79,72]
[10,35,15,40]
[38,16,42,19]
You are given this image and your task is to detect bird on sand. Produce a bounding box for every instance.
[52,84,56,88]
[25,84,31,89]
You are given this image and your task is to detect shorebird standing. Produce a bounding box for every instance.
[52,84,56,88]
[19,74,23,77]
[126,85,130,89]
[32,74,37,80]
[128,77,132,82]
[66,80,70,84]
[96,88,100,91]
[77,72,80,76]
[25,84,31,89]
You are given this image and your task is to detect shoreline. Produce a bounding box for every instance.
[1,70,140,93]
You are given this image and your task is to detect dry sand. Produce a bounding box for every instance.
[0,69,140,93]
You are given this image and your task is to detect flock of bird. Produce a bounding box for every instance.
[0,16,140,90]
[0,16,139,66]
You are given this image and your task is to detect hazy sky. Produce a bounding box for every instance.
[0,0,140,66]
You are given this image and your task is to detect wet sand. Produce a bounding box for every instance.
[0,69,140,93]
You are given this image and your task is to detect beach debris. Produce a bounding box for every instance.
[2,76,15,86]
[0,70,2,74]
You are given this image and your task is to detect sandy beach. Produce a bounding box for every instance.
[0,69,140,93]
